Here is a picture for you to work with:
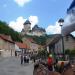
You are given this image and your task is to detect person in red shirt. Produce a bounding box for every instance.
[47,54,53,71]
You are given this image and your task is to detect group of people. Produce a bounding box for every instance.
[20,54,29,64]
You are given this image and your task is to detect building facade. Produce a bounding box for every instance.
[46,34,75,59]
[22,37,39,56]
[0,34,15,57]
[62,0,75,35]
[15,42,28,56]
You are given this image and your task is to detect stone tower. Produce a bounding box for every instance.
[21,20,31,35]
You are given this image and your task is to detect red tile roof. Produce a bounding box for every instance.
[15,42,29,49]
[0,34,14,43]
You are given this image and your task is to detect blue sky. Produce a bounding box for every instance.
[0,0,73,34]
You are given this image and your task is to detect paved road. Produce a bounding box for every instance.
[0,57,34,75]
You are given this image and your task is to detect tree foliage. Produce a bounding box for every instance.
[23,34,55,45]
[37,49,48,59]
[65,49,70,55]
[0,20,22,42]
[65,48,75,56]
[32,36,47,45]
[70,49,75,56]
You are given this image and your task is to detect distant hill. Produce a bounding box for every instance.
[0,20,22,42]
[23,34,54,45]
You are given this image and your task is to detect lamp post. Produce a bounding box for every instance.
[58,18,65,60]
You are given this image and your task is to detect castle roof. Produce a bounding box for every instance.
[23,20,31,25]
[15,42,29,49]
[32,25,46,32]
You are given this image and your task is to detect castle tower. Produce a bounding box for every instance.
[24,20,31,32]
[21,20,31,35]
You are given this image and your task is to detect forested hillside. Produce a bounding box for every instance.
[0,20,22,42]
[0,20,54,45]
[23,34,54,45]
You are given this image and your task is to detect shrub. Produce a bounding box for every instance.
[65,49,70,55]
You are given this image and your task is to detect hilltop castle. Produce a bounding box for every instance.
[21,20,46,36]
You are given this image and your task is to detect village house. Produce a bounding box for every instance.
[46,34,75,59]
[0,34,15,57]
[22,37,39,56]
[15,42,29,56]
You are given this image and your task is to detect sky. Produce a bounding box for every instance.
[0,0,73,34]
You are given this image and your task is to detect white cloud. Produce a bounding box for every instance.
[46,22,61,34]
[9,16,26,32]
[29,16,39,29]
[9,16,39,32]
[14,0,31,7]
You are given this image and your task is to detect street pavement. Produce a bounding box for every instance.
[0,56,34,75]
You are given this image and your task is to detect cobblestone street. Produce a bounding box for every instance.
[0,57,34,75]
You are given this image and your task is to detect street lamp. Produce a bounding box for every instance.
[58,18,65,60]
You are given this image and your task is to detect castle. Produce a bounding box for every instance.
[21,20,46,36]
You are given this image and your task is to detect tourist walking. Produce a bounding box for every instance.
[47,54,53,71]
[24,55,26,63]
[15,51,17,57]
[33,57,36,63]
[21,54,23,64]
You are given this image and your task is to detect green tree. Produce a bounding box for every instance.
[70,49,75,56]
[37,49,48,59]
[0,20,22,42]
[65,49,70,55]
